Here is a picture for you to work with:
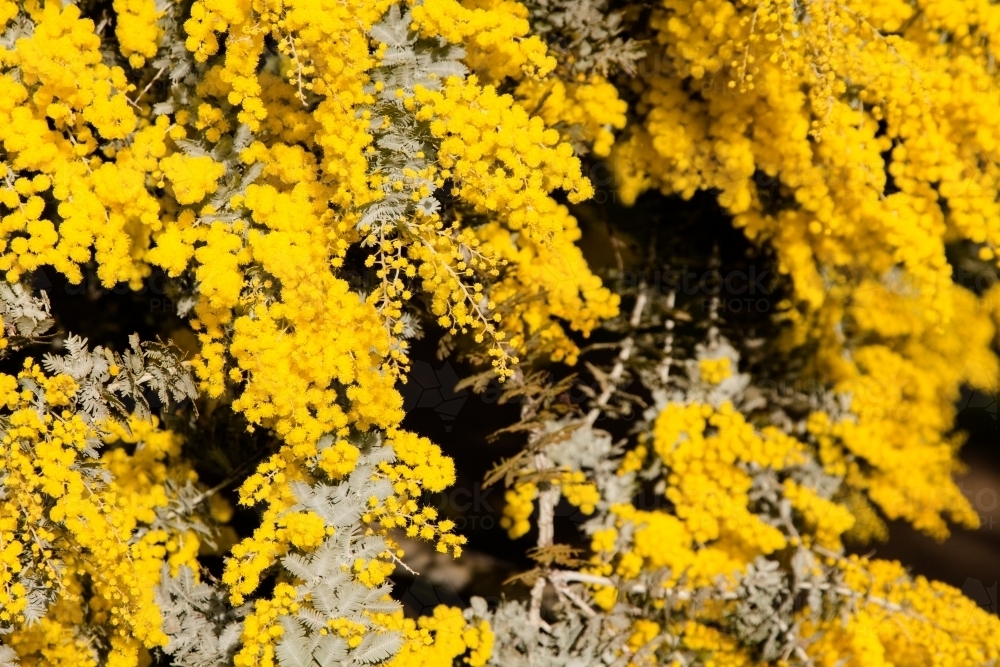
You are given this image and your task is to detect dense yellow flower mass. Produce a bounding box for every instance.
[0,0,616,660]
[499,481,537,539]
[582,352,1000,665]
[479,209,620,364]
[384,605,494,667]
[611,0,1000,544]
[1,0,999,663]
[410,0,553,80]
[515,75,628,157]
[0,362,200,667]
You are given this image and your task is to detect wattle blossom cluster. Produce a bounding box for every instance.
[0,0,998,664]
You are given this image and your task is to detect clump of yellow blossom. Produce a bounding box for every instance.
[410,0,555,79]
[2,361,200,665]
[414,76,594,240]
[516,75,628,157]
[500,482,538,539]
[697,357,732,385]
[159,153,226,205]
[612,0,1000,545]
[113,0,162,68]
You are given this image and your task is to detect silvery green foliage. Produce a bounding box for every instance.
[0,644,18,667]
[544,421,634,516]
[748,460,841,539]
[359,5,466,235]
[397,312,424,341]
[0,15,32,57]
[271,436,408,667]
[147,0,262,222]
[724,549,846,663]
[474,597,631,667]
[135,480,218,549]
[477,306,859,665]
[789,546,848,625]
[648,339,751,412]
[725,557,795,661]
[156,564,248,667]
[0,521,59,635]
[0,281,54,351]
[174,123,264,222]
[0,296,201,643]
[523,0,644,76]
[150,0,203,117]
[42,332,197,430]
[785,458,841,501]
[136,478,223,655]
[274,568,402,667]
[174,123,265,224]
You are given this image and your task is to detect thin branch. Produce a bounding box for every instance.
[528,288,650,627]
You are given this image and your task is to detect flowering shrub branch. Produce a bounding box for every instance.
[0,0,999,664]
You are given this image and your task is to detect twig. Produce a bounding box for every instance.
[391,551,420,577]
[552,580,598,618]
[586,289,648,427]
[657,288,676,385]
[132,65,168,106]
[528,451,558,627]
[706,243,720,346]
[528,289,650,627]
